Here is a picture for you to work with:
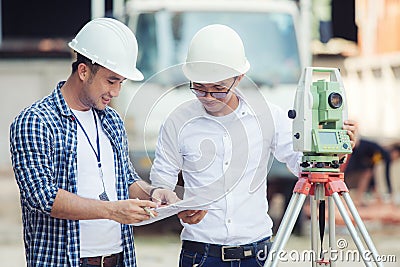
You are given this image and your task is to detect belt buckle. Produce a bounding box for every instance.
[221,245,241,262]
[100,254,112,267]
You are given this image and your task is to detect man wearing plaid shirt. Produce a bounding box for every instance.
[9,18,178,267]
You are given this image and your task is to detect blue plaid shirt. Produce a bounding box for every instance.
[10,82,140,267]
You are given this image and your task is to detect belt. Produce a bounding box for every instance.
[182,238,272,262]
[79,252,123,267]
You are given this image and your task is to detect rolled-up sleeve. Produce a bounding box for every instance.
[10,111,58,215]
[122,130,141,185]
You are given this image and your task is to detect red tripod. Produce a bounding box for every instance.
[264,171,383,267]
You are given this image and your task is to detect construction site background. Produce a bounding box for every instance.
[1,1,400,266]
[310,0,400,146]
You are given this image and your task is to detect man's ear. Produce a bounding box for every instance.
[77,63,88,81]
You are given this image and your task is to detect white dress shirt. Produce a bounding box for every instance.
[150,92,302,245]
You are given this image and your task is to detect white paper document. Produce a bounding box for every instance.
[132,197,214,226]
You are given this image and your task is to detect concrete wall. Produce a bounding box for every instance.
[0,59,71,172]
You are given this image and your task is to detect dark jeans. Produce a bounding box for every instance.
[179,251,267,267]
[179,238,271,267]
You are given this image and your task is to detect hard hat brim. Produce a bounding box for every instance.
[121,68,144,81]
[182,61,250,83]
[69,42,144,81]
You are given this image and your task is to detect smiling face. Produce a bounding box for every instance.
[191,75,242,116]
[77,63,126,111]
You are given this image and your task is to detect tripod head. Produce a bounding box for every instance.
[288,67,352,172]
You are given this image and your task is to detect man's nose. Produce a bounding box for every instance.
[203,92,215,99]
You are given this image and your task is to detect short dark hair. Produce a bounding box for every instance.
[71,53,100,75]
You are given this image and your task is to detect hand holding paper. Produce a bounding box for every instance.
[150,187,181,206]
[132,197,215,226]
[178,210,208,224]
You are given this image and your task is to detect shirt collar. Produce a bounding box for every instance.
[235,90,256,117]
[53,81,73,117]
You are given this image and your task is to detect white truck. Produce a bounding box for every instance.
[113,0,312,179]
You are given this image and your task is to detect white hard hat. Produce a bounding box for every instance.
[182,24,250,83]
[69,17,144,81]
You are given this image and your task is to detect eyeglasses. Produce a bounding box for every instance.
[190,77,237,99]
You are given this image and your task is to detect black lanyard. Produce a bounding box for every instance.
[72,109,109,201]
[73,109,102,176]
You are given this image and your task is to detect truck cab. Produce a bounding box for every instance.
[113,0,311,180]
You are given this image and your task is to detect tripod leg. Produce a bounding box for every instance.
[328,197,336,267]
[331,192,375,267]
[342,192,383,267]
[311,193,318,267]
[264,192,307,267]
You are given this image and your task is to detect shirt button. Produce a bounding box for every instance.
[227,219,232,223]
[242,111,246,115]
[225,162,229,165]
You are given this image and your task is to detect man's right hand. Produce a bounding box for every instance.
[108,199,158,224]
[50,189,157,224]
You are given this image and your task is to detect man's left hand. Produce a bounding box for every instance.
[151,188,181,206]
[343,120,358,149]
[178,210,208,224]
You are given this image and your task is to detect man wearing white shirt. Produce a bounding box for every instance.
[149,24,357,267]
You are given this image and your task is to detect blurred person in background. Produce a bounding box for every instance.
[149,24,358,267]
[10,18,178,267]
[377,143,400,205]
[344,138,391,206]
[389,144,400,204]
